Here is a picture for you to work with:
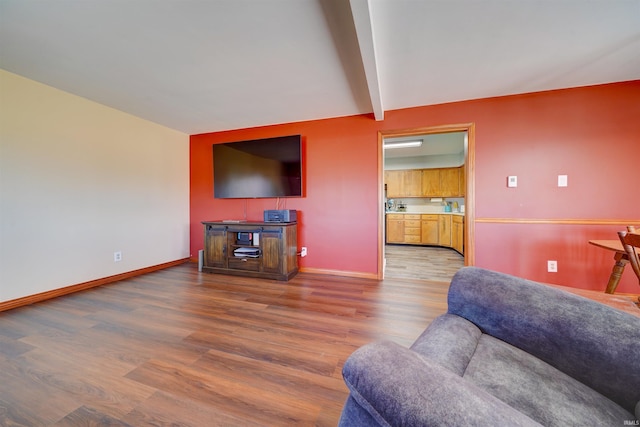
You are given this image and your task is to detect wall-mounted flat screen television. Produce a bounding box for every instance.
[213,135,303,198]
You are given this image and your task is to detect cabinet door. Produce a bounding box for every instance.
[452,216,464,254]
[386,218,405,243]
[421,169,441,196]
[261,229,283,274]
[458,166,466,197]
[421,215,439,244]
[438,215,452,246]
[385,170,403,197]
[440,168,460,197]
[204,225,226,268]
[403,170,422,197]
[386,170,422,197]
[282,224,298,275]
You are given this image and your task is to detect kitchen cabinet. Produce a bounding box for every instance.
[438,215,452,247]
[452,215,464,254]
[421,214,439,244]
[386,214,405,243]
[440,168,460,197]
[386,214,421,243]
[388,213,464,253]
[424,166,463,197]
[403,216,421,243]
[385,171,403,198]
[403,171,422,197]
[386,166,465,198]
[385,170,421,197]
[458,166,466,196]
[421,169,440,197]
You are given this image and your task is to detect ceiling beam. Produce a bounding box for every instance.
[349,0,384,121]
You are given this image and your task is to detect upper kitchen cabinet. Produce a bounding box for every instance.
[385,170,422,197]
[458,166,466,197]
[385,170,402,196]
[439,166,465,197]
[439,168,460,196]
[432,166,465,197]
[422,166,465,197]
[403,170,422,196]
[386,166,465,198]
[421,169,440,196]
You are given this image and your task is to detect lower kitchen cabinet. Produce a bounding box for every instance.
[421,214,439,244]
[387,213,463,255]
[403,217,421,243]
[386,215,405,243]
[387,214,421,244]
[452,215,464,254]
[438,215,452,247]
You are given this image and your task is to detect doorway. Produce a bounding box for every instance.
[377,123,475,280]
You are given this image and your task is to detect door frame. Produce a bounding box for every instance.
[377,123,476,279]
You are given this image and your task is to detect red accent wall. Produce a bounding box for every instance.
[191,81,640,293]
[190,115,382,274]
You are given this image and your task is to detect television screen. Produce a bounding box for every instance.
[213,135,303,198]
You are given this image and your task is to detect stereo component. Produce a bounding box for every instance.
[264,209,297,223]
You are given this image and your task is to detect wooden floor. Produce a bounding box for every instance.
[384,244,464,281]
[0,263,450,426]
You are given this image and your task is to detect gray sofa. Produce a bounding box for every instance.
[339,267,640,426]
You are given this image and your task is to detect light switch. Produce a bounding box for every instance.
[558,175,568,187]
[507,176,517,188]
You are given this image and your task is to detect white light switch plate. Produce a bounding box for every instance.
[507,176,517,188]
[558,175,568,187]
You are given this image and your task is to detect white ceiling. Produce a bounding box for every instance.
[384,132,466,159]
[1,0,639,135]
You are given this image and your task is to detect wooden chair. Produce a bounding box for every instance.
[617,226,640,304]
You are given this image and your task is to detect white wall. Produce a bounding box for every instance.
[0,70,190,303]
[384,153,464,170]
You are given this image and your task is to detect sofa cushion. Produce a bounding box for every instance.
[340,340,541,427]
[464,334,634,426]
[448,267,640,413]
[410,313,481,376]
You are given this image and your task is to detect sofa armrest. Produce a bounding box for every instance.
[447,267,640,413]
[340,341,541,427]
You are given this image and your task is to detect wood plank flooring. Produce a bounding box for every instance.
[0,263,451,426]
[384,244,464,281]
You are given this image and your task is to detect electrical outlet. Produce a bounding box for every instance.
[301,247,307,257]
[547,260,557,273]
[114,251,122,262]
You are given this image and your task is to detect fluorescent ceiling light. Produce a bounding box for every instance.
[383,140,423,149]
